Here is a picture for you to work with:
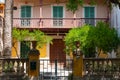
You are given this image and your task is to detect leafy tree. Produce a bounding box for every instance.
[64,25,96,57]
[66,0,84,13]
[95,21,119,56]
[66,0,120,13]
[64,22,119,57]
[12,28,52,58]
[29,29,52,48]
[12,28,29,58]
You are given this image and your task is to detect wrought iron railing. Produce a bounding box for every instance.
[39,59,73,80]
[13,18,108,28]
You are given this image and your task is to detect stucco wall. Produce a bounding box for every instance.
[13,0,108,18]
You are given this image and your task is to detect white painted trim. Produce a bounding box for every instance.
[18,3,33,27]
[83,5,96,18]
[19,3,33,18]
[82,5,97,25]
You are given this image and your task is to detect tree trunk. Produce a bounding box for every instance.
[3,0,13,58]
[0,16,3,57]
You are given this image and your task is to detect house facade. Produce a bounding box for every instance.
[12,0,109,60]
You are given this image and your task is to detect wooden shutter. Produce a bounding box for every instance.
[21,6,26,18]
[20,41,30,58]
[84,7,95,18]
[21,6,31,18]
[53,6,63,18]
[84,7,95,25]
[53,6,63,26]
[26,6,31,18]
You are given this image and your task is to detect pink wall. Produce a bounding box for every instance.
[13,0,109,28]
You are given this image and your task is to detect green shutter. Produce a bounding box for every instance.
[84,7,95,25]
[26,6,31,18]
[53,6,63,18]
[58,6,63,18]
[53,6,58,18]
[20,41,30,58]
[21,6,31,18]
[90,7,94,18]
[21,6,26,18]
[84,7,89,18]
[84,7,94,18]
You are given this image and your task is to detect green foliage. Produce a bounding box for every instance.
[66,0,120,13]
[66,0,79,13]
[12,28,52,58]
[12,28,52,47]
[95,21,119,53]
[64,25,96,56]
[12,28,29,41]
[29,29,52,48]
[89,0,96,5]
[66,0,84,13]
[64,22,120,57]
[66,0,97,13]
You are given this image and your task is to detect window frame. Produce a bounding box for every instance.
[83,5,96,26]
[52,5,64,27]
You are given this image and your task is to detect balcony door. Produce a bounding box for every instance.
[84,6,95,25]
[21,5,31,26]
[53,6,63,26]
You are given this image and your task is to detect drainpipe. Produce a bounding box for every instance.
[39,0,43,27]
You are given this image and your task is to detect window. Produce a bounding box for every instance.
[84,7,95,25]
[21,6,31,26]
[20,41,30,58]
[53,6,63,26]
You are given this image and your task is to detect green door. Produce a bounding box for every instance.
[53,6,63,26]
[21,6,31,26]
[20,41,30,58]
[84,7,95,25]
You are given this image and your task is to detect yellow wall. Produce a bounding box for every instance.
[11,41,47,58]
[37,44,47,58]
[11,40,18,58]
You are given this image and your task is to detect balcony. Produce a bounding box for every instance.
[13,18,108,28]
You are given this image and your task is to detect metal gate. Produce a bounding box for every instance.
[39,59,73,80]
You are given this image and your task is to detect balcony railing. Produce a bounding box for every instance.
[83,58,120,79]
[13,18,108,28]
[0,58,28,73]
[0,58,28,79]
[0,58,119,79]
